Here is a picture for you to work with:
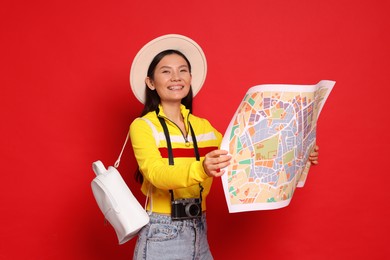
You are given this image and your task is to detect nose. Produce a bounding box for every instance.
[170,70,180,81]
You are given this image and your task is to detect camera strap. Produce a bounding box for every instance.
[156,113,203,201]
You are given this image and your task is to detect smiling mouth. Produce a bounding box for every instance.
[168,85,184,90]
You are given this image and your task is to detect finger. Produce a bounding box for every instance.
[209,150,229,157]
[211,169,225,177]
[208,161,229,175]
[205,154,231,165]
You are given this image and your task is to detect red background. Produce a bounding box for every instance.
[1,0,389,259]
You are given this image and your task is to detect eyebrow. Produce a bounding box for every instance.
[158,64,189,70]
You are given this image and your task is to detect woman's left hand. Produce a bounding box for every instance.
[308,145,319,165]
[203,150,232,177]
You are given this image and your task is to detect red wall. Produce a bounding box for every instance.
[1,0,389,259]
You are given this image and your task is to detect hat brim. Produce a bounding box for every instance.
[130,34,207,104]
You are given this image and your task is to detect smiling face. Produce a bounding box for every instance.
[145,53,192,105]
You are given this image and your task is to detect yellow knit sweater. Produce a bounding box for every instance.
[129,104,222,214]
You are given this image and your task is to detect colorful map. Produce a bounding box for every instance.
[221,80,335,212]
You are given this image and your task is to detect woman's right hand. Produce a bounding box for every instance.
[203,150,232,177]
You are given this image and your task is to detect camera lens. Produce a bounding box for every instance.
[185,203,200,217]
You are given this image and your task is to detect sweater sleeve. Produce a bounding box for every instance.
[129,118,210,190]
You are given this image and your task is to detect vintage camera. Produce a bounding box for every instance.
[171,198,202,220]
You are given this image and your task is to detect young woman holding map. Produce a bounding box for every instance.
[128,34,320,259]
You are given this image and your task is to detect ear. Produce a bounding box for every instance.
[145,77,155,90]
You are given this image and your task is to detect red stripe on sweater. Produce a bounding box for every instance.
[158,147,218,158]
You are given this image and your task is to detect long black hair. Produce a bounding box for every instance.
[135,49,194,183]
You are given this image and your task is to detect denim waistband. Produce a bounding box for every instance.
[148,212,207,227]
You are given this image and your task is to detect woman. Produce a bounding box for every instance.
[129,34,319,259]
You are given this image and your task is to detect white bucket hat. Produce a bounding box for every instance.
[130,34,207,104]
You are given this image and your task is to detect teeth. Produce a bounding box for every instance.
[168,86,183,90]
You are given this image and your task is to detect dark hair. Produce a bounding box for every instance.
[135,49,194,183]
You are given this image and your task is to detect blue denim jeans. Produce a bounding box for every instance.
[133,213,213,260]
